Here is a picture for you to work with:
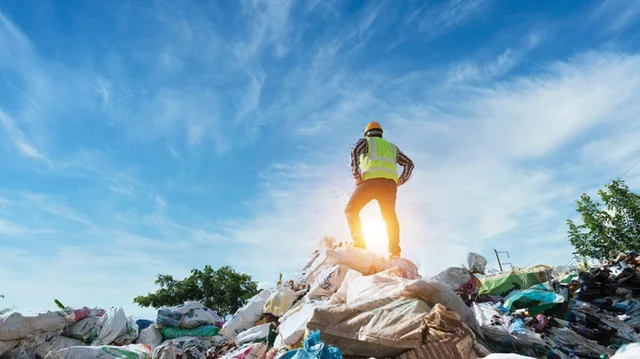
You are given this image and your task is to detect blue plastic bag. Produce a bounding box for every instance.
[135,319,153,331]
[279,330,342,359]
[508,318,527,334]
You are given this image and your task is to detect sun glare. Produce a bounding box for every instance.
[361,217,388,256]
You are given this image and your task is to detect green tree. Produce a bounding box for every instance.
[134,265,259,318]
[567,179,640,259]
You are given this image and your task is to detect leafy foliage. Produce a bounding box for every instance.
[134,265,259,317]
[567,179,640,259]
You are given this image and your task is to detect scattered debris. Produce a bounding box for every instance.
[2,239,640,358]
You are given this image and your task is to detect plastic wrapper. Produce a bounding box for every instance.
[307,265,350,299]
[236,323,276,347]
[221,290,274,339]
[47,344,151,359]
[161,324,219,340]
[306,296,428,357]
[278,330,341,359]
[62,317,100,343]
[156,301,223,329]
[263,286,305,317]
[220,343,267,359]
[91,308,138,346]
[467,252,487,274]
[0,312,66,341]
[135,326,162,351]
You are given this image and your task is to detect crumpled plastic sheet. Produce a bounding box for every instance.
[157,302,224,329]
[279,330,342,359]
[508,319,526,335]
[153,337,211,359]
[503,285,565,315]
[472,302,543,351]
[468,252,488,274]
[544,327,614,358]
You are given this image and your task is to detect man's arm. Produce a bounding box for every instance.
[350,138,367,181]
[396,149,414,185]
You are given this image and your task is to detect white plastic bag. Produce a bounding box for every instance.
[332,270,362,304]
[468,252,488,274]
[91,308,138,346]
[278,303,317,345]
[220,289,273,339]
[48,344,151,359]
[346,274,480,334]
[36,336,86,358]
[62,317,100,343]
[304,247,378,285]
[0,312,66,341]
[307,265,350,299]
[236,323,274,346]
[135,326,162,351]
[156,301,223,328]
[263,286,304,317]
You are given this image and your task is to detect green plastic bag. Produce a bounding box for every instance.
[161,325,219,340]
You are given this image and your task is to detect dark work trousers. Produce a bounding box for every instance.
[344,178,400,256]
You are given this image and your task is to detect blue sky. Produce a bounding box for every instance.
[2,0,640,318]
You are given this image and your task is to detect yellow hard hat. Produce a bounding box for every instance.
[364,122,383,137]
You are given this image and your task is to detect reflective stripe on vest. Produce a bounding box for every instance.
[359,137,399,182]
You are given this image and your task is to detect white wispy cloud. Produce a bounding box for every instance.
[215,51,640,280]
[2,0,640,320]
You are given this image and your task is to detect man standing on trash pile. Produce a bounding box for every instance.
[345,121,414,259]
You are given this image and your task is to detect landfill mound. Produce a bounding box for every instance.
[2,237,640,359]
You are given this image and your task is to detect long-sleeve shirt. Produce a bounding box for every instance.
[350,137,415,185]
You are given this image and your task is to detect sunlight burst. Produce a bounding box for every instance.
[361,217,388,256]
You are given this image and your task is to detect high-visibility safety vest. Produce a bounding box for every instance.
[359,137,399,183]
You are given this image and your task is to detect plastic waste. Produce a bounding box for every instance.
[432,267,481,294]
[161,324,219,339]
[62,316,100,343]
[307,265,350,299]
[503,285,565,316]
[135,326,162,351]
[156,301,223,329]
[263,285,306,317]
[235,323,276,347]
[221,342,267,359]
[508,318,527,334]
[220,289,274,339]
[134,319,153,331]
[91,307,138,346]
[47,343,152,359]
[36,336,86,358]
[279,330,342,359]
[468,252,488,274]
[278,303,318,346]
[0,312,66,341]
[152,337,209,359]
[306,296,428,357]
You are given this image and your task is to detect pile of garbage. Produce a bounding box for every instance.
[2,237,640,359]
